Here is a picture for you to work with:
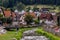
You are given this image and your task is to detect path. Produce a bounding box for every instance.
[20,28,49,40]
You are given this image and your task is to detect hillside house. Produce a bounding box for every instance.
[39,12,57,27]
[0,8,57,26]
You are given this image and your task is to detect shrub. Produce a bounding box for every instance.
[24,13,34,25]
[15,28,33,40]
[1,17,7,23]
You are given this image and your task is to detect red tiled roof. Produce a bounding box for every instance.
[4,10,16,18]
[4,10,11,18]
[40,13,53,20]
[40,13,46,19]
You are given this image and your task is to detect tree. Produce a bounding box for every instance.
[26,7,31,12]
[0,14,3,21]
[34,16,40,24]
[1,17,7,23]
[16,3,25,11]
[21,0,36,5]
[0,14,3,18]
[1,17,12,24]
[3,0,9,8]
[24,13,34,25]
[7,17,12,24]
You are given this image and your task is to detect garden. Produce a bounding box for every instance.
[0,28,33,40]
[0,27,60,40]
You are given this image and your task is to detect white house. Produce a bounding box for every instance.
[44,20,56,27]
[34,11,41,17]
[21,10,26,14]
[14,9,19,13]
[19,15,26,25]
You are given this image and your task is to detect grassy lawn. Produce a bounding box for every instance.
[0,31,16,40]
[0,28,33,40]
[0,27,60,40]
[36,28,60,40]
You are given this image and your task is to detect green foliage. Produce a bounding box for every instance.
[21,0,36,5]
[16,3,25,11]
[1,17,12,24]
[34,16,40,24]
[15,28,33,40]
[0,28,33,40]
[26,7,31,12]
[32,5,39,11]
[1,17,7,23]
[1,0,60,8]
[34,19,39,24]
[0,14,3,18]
[3,0,9,8]
[36,28,60,40]
[24,13,34,24]
[2,0,16,8]
[7,17,12,24]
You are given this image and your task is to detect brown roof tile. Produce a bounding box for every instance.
[40,13,46,19]
[4,10,11,18]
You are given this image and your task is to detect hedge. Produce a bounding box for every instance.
[36,28,60,40]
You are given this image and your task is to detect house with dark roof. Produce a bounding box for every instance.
[39,12,57,26]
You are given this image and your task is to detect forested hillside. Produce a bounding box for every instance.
[0,0,60,8]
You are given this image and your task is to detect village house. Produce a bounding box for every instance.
[39,11,57,27]
[0,7,58,27]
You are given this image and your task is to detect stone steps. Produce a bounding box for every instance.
[20,28,49,40]
[21,36,49,40]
